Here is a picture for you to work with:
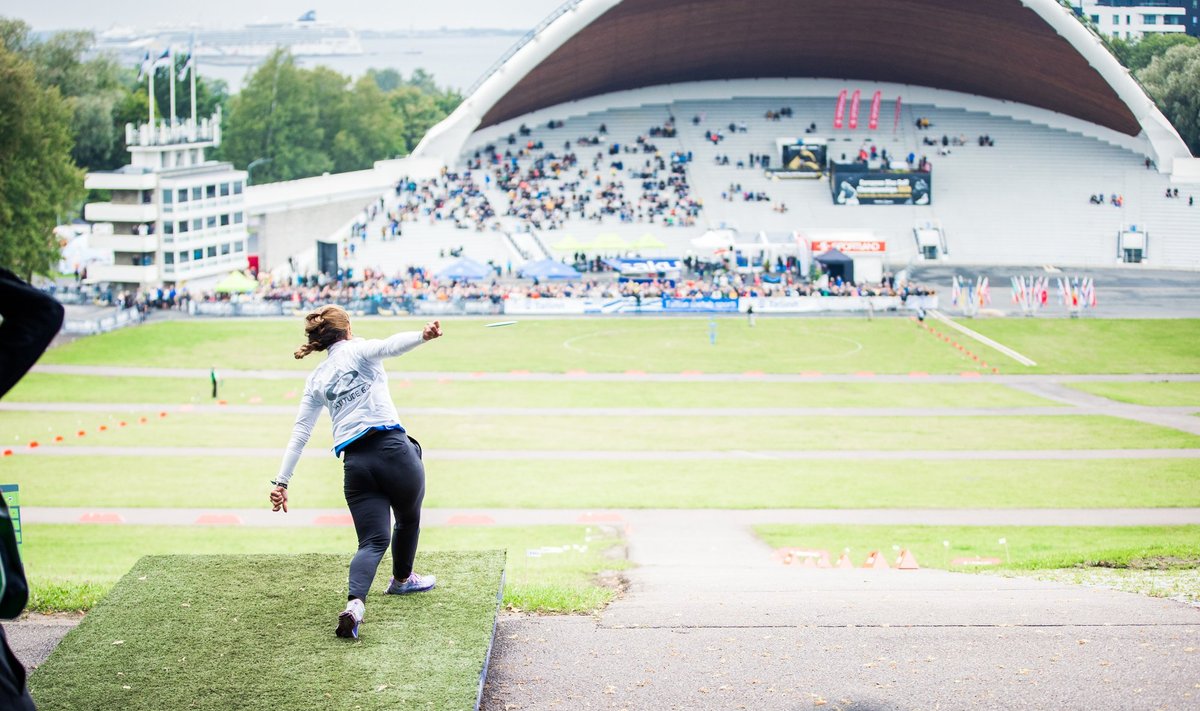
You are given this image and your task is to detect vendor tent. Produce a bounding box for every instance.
[551,235,587,251]
[519,259,581,280]
[436,257,492,281]
[213,271,259,293]
[814,249,854,283]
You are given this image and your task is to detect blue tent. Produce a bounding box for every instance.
[436,257,491,281]
[519,259,582,280]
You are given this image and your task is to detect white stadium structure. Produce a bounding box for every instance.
[271,0,1200,276]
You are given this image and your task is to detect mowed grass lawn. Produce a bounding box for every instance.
[6,373,1056,409]
[11,455,1200,510]
[23,524,626,614]
[31,317,1008,374]
[1066,381,1200,407]
[965,319,1200,374]
[4,410,1198,451]
[754,524,1200,571]
[29,552,504,711]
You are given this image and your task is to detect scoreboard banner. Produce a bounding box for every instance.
[831,166,932,205]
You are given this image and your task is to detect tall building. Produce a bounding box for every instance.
[83,112,249,288]
[1074,1,1199,40]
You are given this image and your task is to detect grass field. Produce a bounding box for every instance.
[1066,381,1200,406]
[6,410,1197,451]
[964,319,1200,374]
[6,373,1056,408]
[754,524,1200,571]
[11,456,1200,510]
[23,524,625,614]
[29,552,504,710]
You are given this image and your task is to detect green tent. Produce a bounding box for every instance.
[590,233,628,251]
[551,234,588,251]
[633,233,667,250]
[214,271,259,293]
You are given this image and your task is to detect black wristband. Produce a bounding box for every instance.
[270,480,288,489]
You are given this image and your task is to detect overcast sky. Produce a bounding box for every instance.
[0,0,564,32]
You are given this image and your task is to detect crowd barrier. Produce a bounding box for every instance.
[62,307,146,335]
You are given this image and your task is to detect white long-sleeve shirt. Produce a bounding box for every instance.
[274,331,425,485]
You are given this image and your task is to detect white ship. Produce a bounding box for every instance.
[95,11,363,65]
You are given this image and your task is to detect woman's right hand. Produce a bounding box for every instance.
[422,320,443,341]
[269,485,288,513]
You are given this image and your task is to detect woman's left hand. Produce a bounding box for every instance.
[269,486,288,513]
[422,320,443,341]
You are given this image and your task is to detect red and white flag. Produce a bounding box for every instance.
[834,90,847,129]
[848,89,861,130]
[868,91,881,130]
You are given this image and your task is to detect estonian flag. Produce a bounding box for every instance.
[136,50,152,81]
[178,48,194,82]
[152,48,172,69]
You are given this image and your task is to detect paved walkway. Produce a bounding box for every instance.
[29,364,1200,383]
[24,506,1200,528]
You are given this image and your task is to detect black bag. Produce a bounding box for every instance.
[0,497,26,619]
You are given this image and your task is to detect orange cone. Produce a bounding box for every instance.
[863,551,890,569]
[54,435,63,442]
[896,549,920,570]
[835,552,853,569]
[2,450,11,457]
[159,412,168,418]
[139,417,147,424]
[99,425,107,431]
[29,441,38,448]
[119,421,127,427]
[77,430,86,437]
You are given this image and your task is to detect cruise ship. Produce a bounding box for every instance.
[95,11,363,65]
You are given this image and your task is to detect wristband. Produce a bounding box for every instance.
[270,480,288,489]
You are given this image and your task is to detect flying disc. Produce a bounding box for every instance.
[484,320,518,328]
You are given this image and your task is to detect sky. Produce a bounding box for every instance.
[0,0,565,32]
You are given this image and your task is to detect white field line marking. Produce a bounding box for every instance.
[928,310,1037,366]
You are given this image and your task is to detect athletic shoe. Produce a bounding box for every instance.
[386,572,436,595]
[336,599,364,639]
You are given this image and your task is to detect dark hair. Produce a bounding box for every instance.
[294,305,350,359]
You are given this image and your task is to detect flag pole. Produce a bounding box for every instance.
[190,46,198,127]
[169,46,177,126]
[148,60,156,129]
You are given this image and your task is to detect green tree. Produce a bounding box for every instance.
[366,67,402,93]
[219,49,331,182]
[1112,33,1198,72]
[331,76,406,171]
[0,44,85,278]
[1139,43,1200,155]
[151,53,230,126]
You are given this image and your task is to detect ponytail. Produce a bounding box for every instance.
[294,305,350,359]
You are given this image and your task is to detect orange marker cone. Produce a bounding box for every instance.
[835,552,853,569]
[159,412,167,418]
[896,549,920,570]
[119,421,127,427]
[99,425,107,431]
[29,441,38,448]
[2,449,11,457]
[139,417,147,424]
[77,430,86,437]
[54,435,63,442]
[863,551,890,569]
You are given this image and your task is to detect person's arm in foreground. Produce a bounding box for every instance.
[270,389,323,513]
[0,268,65,398]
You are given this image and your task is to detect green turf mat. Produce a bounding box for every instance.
[30,552,505,711]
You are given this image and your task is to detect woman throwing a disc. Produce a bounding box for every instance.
[270,305,443,639]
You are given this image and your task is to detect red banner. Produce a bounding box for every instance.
[833,89,847,129]
[848,90,861,130]
[868,91,881,131]
[894,96,903,132]
[810,240,887,254]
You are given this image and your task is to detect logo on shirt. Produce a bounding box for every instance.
[326,370,370,412]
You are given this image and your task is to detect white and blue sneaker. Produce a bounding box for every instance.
[386,572,436,595]
[335,599,364,639]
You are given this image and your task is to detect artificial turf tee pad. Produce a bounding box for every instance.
[29,552,506,710]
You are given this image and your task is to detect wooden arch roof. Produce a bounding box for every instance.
[479,0,1140,136]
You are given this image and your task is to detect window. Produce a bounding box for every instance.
[1113,14,1120,24]
[234,212,244,224]
[192,218,202,231]
[221,243,231,255]
[220,214,230,226]
[192,186,202,201]
[1126,15,1131,24]
[220,183,230,197]
[177,188,188,203]
[206,185,216,199]
[179,250,189,263]
[207,246,217,258]
[207,216,217,228]
[193,248,203,261]
[1113,30,1120,37]
[233,241,244,253]
[162,189,173,204]
[164,222,174,235]
[1090,14,1099,24]
[1144,15,1157,25]
[178,221,189,233]
[164,252,174,264]
[233,181,243,195]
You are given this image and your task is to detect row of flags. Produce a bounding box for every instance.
[950,275,990,309]
[136,44,195,82]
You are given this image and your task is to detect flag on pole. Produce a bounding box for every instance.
[137,50,152,81]
[951,276,961,307]
[848,89,861,130]
[152,48,171,69]
[868,91,881,131]
[178,45,194,81]
[833,89,847,130]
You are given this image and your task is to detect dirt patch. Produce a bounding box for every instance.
[1084,556,1200,570]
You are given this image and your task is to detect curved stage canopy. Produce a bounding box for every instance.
[415,0,1190,170]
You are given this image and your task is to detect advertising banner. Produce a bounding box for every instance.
[603,258,682,274]
[830,165,931,205]
[894,96,903,133]
[868,91,881,130]
[848,89,861,130]
[809,240,887,254]
[780,142,827,174]
[833,89,847,129]
[661,296,739,312]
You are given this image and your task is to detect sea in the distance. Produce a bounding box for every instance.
[196,34,521,93]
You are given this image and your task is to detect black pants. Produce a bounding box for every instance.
[0,628,35,710]
[342,430,425,600]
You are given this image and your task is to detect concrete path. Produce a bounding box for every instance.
[29,364,1200,383]
[1009,381,1200,436]
[481,513,1200,710]
[23,506,1200,528]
